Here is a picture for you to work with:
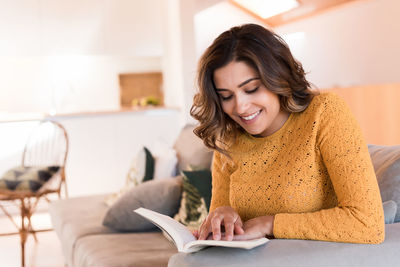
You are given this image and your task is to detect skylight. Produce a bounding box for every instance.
[232,0,299,19]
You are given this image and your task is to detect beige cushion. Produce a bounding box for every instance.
[173,124,213,172]
[49,194,117,267]
[73,232,176,267]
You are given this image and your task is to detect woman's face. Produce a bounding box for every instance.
[213,60,289,137]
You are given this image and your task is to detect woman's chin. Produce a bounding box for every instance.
[241,126,262,136]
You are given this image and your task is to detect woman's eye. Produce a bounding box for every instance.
[246,87,259,94]
[220,95,233,101]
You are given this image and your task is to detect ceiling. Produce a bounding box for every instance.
[230,0,357,27]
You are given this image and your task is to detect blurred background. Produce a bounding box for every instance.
[0,0,399,196]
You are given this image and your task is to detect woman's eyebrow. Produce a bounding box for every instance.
[215,88,229,92]
[238,77,260,87]
[215,77,260,91]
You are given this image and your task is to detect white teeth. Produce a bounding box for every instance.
[241,110,261,121]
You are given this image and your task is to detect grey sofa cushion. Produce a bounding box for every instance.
[368,145,400,222]
[49,194,116,267]
[103,176,182,231]
[168,222,400,267]
[173,124,213,172]
[74,232,176,267]
[383,200,397,224]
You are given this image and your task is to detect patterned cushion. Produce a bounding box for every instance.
[174,169,212,231]
[0,165,60,192]
[104,146,155,206]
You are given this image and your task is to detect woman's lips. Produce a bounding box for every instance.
[239,110,262,124]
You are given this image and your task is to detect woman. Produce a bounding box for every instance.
[191,24,384,244]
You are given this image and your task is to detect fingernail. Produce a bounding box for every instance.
[214,234,220,240]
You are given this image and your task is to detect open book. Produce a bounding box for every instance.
[134,207,269,253]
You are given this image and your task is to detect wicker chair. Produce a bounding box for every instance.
[0,120,69,267]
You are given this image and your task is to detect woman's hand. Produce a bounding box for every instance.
[233,215,274,241]
[196,206,244,241]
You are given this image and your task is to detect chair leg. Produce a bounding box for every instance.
[20,198,28,267]
[27,213,38,242]
[62,175,68,198]
[27,198,38,242]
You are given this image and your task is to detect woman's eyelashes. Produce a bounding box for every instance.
[246,86,259,94]
[220,95,233,101]
[219,87,259,101]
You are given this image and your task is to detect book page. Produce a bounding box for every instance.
[184,237,269,253]
[134,208,197,251]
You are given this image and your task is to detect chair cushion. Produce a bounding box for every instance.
[102,176,182,232]
[173,169,212,231]
[368,145,400,222]
[0,165,60,192]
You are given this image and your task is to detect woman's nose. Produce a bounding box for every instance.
[234,95,250,115]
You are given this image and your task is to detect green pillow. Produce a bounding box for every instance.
[142,147,155,182]
[0,165,60,192]
[174,169,212,231]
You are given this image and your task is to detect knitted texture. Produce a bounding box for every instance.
[210,92,385,244]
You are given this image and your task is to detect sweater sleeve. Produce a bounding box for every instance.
[209,151,235,212]
[273,93,385,244]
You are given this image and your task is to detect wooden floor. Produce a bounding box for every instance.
[0,212,65,267]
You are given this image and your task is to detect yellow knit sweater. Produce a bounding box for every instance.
[210,92,385,244]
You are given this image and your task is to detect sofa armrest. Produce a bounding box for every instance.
[168,223,400,267]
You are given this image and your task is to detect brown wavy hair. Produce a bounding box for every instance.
[190,24,318,155]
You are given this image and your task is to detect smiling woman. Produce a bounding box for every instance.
[190,23,385,244]
[213,61,289,137]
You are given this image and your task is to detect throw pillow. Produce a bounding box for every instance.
[0,166,60,192]
[103,175,182,232]
[383,200,397,224]
[150,140,178,179]
[368,144,400,223]
[104,146,155,206]
[174,169,212,231]
[173,124,213,173]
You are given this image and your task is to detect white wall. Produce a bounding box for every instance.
[193,0,400,89]
[194,1,266,61]
[0,56,161,114]
[0,0,164,114]
[0,110,181,197]
[275,0,400,88]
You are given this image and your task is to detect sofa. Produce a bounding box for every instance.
[49,125,400,267]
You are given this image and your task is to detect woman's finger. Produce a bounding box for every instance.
[198,218,211,240]
[234,217,244,235]
[210,216,223,240]
[192,230,199,238]
[234,223,244,235]
[222,215,237,241]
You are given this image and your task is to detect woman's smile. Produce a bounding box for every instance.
[239,109,262,124]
